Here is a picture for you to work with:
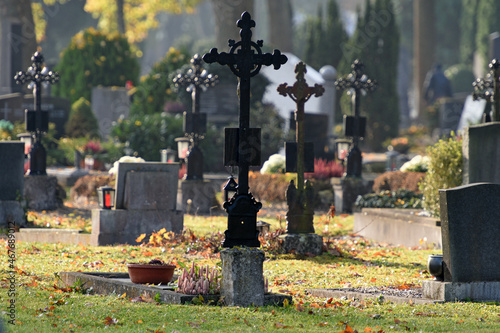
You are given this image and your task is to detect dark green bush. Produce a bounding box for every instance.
[53,27,139,104]
[65,97,100,138]
[355,189,423,210]
[130,47,190,116]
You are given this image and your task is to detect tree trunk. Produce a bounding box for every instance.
[210,0,254,50]
[116,0,126,34]
[0,0,37,93]
[413,0,435,120]
[267,0,293,52]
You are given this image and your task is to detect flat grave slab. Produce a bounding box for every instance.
[307,288,438,305]
[60,271,291,306]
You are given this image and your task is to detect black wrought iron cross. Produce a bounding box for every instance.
[203,11,287,195]
[335,59,376,178]
[15,51,59,176]
[173,54,218,115]
[203,11,287,248]
[472,58,500,122]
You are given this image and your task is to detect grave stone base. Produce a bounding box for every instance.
[423,281,500,302]
[0,201,25,227]
[221,247,265,307]
[181,180,219,214]
[90,209,183,246]
[24,175,60,211]
[332,177,373,213]
[279,233,323,256]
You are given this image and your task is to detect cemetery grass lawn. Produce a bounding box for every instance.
[3,214,500,332]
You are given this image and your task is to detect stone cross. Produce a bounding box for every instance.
[278,62,324,234]
[472,58,500,122]
[203,11,287,247]
[335,59,376,178]
[14,51,59,176]
[173,54,218,180]
[278,62,324,193]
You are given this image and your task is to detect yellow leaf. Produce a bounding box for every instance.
[136,234,146,243]
[119,293,127,299]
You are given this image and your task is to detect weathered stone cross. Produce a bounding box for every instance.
[203,11,287,247]
[278,62,324,234]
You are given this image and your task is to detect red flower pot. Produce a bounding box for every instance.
[127,263,176,284]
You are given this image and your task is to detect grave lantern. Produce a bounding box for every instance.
[223,176,238,202]
[175,137,190,160]
[335,138,351,163]
[160,148,176,163]
[97,186,115,210]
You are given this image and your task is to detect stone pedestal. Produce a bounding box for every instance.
[91,209,183,246]
[423,280,500,302]
[221,247,265,307]
[24,175,60,211]
[0,201,25,227]
[279,233,323,256]
[332,177,373,213]
[181,180,219,214]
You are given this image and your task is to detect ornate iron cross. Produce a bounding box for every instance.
[15,51,59,176]
[203,11,287,248]
[173,54,218,180]
[173,54,218,116]
[335,59,376,178]
[472,59,500,122]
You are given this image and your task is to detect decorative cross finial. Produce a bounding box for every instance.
[15,51,59,87]
[173,54,218,102]
[334,59,376,94]
[472,58,500,122]
[277,62,325,103]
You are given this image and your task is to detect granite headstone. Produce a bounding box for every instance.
[439,183,500,282]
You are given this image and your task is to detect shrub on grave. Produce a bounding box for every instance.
[372,171,426,193]
[65,97,100,138]
[53,27,139,104]
[419,134,463,218]
[354,189,423,210]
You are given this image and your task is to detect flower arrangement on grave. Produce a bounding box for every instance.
[260,154,286,174]
[108,155,146,175]
[176,262,220,295]
[388,136,410,153]
[400,155,430,173]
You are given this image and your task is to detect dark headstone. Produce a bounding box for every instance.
[439,99,464,137]
[199,84,238,126]
[439,183,500,282]
[463,123,500,184]
[0,142,24,200]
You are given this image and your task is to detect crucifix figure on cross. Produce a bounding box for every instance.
[278,62,324,234]
[203,11,287,248]
[15,50,59,176]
